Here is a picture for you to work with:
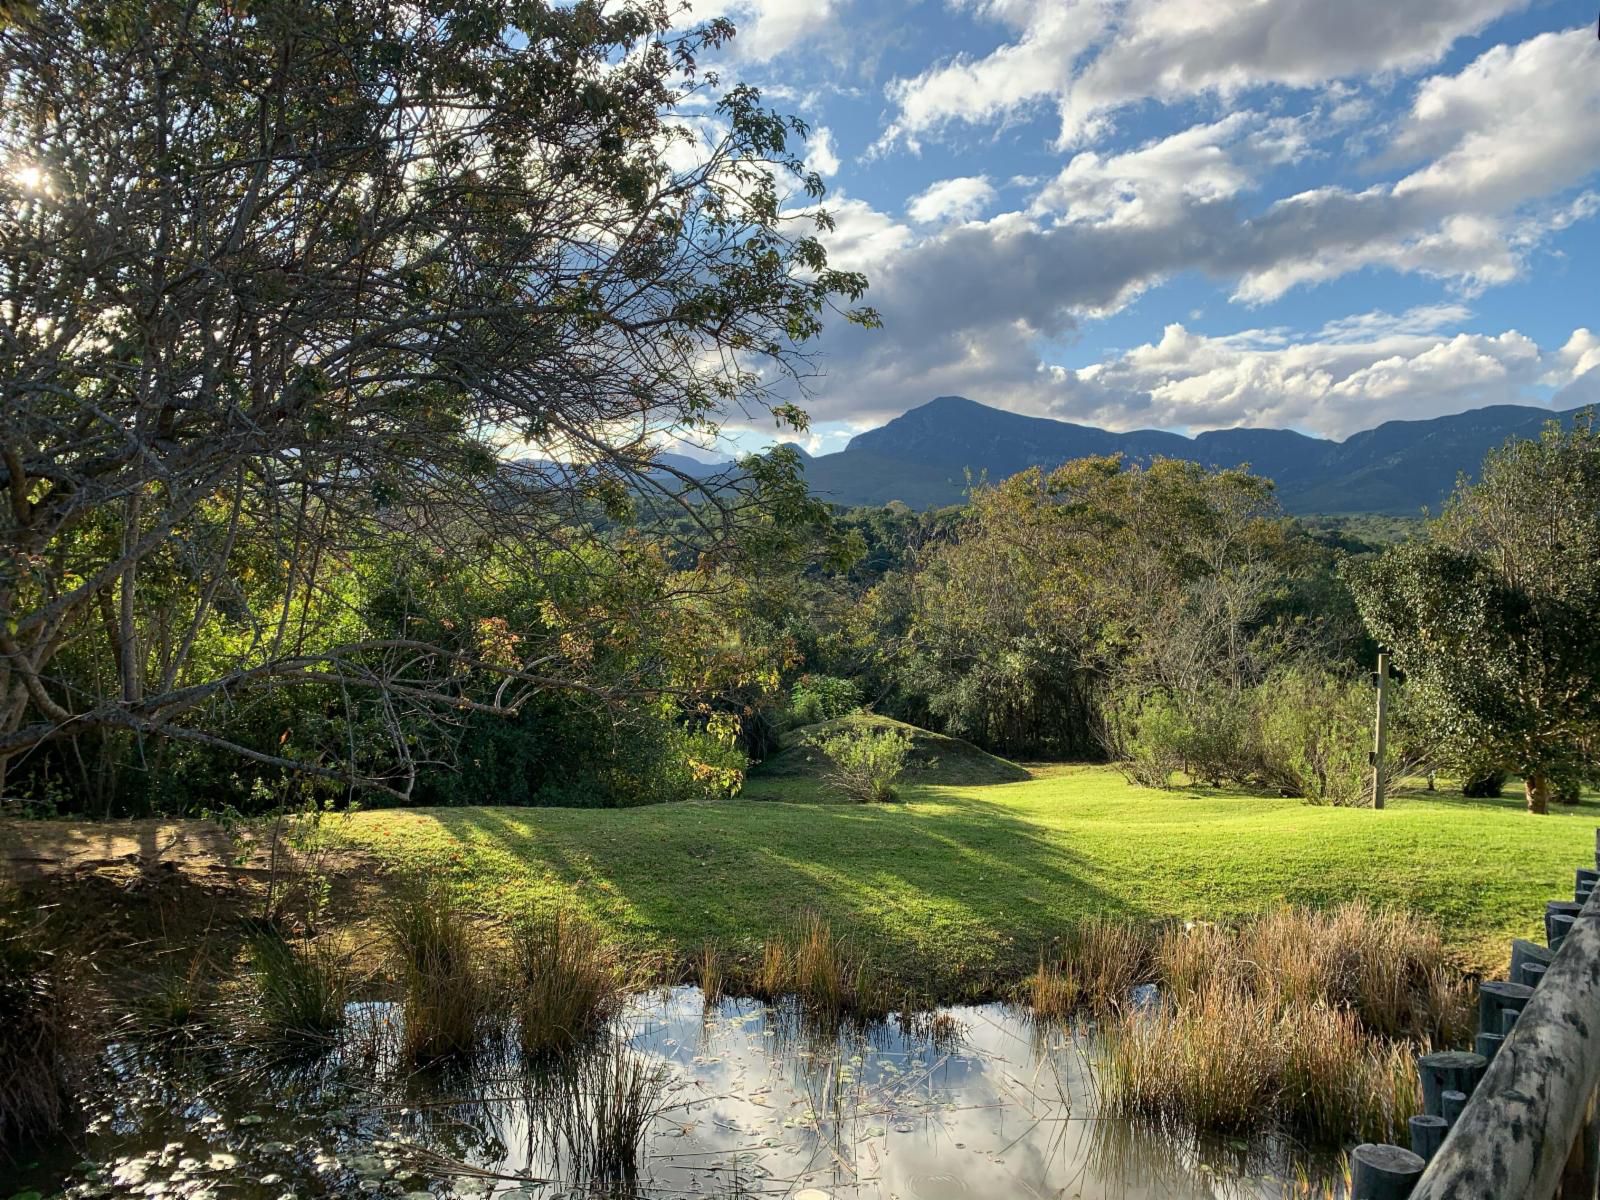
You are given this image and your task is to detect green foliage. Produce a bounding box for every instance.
[815,725,914,803]
[1344,410,1600,812]
[787,674,863,727]
[1255,668,1378,807]
[248,934,347,1043]
[1110,667,1393,806]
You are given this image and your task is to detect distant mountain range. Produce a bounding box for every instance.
[668,396,1592,516]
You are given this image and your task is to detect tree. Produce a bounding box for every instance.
[1344,412,1600,813]
[0,0,874,798]
[894,456,1285,757]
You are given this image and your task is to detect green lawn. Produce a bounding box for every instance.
[335,765,1597,996]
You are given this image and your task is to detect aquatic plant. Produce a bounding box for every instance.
[510,909,626,1056]
[249,932,347,1043]
[0,901,85,1151]
[751,912,886,1021]
[695,942,724,1005]
[535,1036,670,1183]
[381,876,492,1061]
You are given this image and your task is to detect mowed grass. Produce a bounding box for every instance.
[334,765,1596,996]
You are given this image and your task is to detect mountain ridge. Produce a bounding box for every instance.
[792,396,1590,515]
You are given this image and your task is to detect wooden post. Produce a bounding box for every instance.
[1479,979,1534,1033]
[1353,1143,1425,1199]
[1475,1031,1506,1063]
[1442,1090,1468,1125]
[1551,913,1578,951]
[1521,962,1549,988]
[1372,650,1391,810]
[1419,1051,1487,1116]
[1410,1115,1449,1162]
[1512,938,1556,981]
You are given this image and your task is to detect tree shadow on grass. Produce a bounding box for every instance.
[428,792,1151,997]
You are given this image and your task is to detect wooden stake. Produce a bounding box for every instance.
[1373,650,1390,810]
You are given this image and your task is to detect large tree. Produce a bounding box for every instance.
[0,0,873,797]
[1344,412,1600,814]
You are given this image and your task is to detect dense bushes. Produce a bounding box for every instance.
[1,904,87,1151]
[1109,667,1396,805]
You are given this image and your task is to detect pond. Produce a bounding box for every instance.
[12,989,1341,1199]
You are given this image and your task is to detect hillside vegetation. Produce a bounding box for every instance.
[747,712,1030,795]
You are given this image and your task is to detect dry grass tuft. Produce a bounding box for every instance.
[751,912,885,1020]
[0,902,88,1152]
[695,943,725,1005]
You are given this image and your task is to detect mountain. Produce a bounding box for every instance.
[783,396,1588,515]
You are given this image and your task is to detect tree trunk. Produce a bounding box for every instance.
[1527,770,1550,815]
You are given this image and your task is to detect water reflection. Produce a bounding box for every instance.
[19,989,1339,1199]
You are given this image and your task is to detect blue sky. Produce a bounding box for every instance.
[672,0,1600,457]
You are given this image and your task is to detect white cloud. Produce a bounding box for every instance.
[907,175,998,224]
[808,126,841,176]
[698,0,844,61]
[883,0,1524,148]
[1042,320,1547,437]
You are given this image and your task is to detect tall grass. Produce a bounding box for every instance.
[1158,902,1471,1042]
[510,910,626,1056]
[535,1036,670,1183]
[249,933,348,1043]
[750,913,886,1020]
[0,903,85,1151]
[1102,981,1421,1142]
[381,877,492,1062]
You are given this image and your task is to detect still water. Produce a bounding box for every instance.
[13,989,1337,1199]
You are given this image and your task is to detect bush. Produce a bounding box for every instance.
[1255,667,1376,806]
[1461,769,1507,798]
[788,674,863,727]
[1107,685,1252,788]
[815,725,913,802]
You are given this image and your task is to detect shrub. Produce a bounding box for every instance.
[815,725,913,802]
[1255,667,1379,806]
[381,877,493,1061]
[510,910,626,1056]
[1106,686,1251,788]
[788,674,863,727]
[1461,770,1507,798]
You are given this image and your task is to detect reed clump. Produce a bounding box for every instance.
[1102,980,1422,1143]
[752,912,886,1020]
[695,943,724,1005]
[1158,902,1471,1042]
[0,902,86,1152]
[249,932,348,1043]
[381,876,493,1062]
[510,909,627,1056]
[537,1036,670,1183]
[1028,916,1158,1018]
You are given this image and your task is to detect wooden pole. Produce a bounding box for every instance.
[1353,1143,1425,1199]
[1373,650,1391,810]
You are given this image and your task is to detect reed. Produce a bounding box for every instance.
[510,909,626,1056]
[750,913,885,1020]
[695,942,725,1005]
[249,932,348,1043]
[538,1036,670,1183]
[381,876,493,1062]
[0,902,85,1151]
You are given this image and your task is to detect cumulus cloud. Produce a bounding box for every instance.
[698,0,844,61]
[779,28,1600,439]
[883,0,1523,147]
[907,175,998,224]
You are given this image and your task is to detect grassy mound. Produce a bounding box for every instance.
[748,712,1030,791]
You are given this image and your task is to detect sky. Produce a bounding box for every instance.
[670,0,1600,458]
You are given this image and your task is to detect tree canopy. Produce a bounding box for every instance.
[0,0,873,800]
[1345,411,1600,813]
